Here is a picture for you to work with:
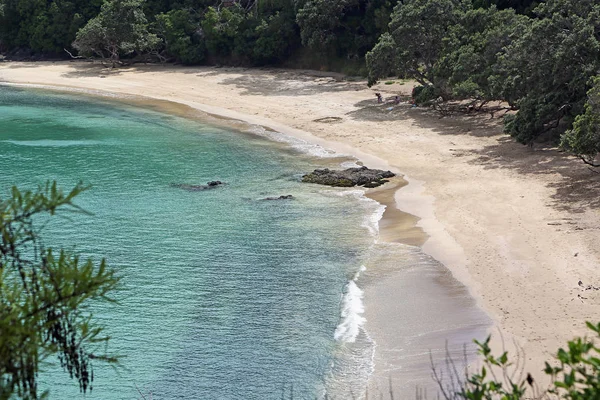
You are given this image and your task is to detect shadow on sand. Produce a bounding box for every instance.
[347,100,600,212]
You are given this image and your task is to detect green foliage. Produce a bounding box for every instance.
[441,7,528,101]
[366,0,600,165]
[0,182,119,399]
[561,77,600,167]
[296,0,353,52]
[200,5,245,59]
[198,2,299,66]
[0,0,396,71]
[412,85,443,106]
[296,0,398,58]
[457,337,527,399]
[252,10,299,65]
[367,0,526,101]
[73,0,161,66]
[545,322,600,399]
[156,8,206,64]
[497,0,600,145]
[434,323,600,400]
[366,0,472,92]
[0,0,103,53]
[366,32,399,86]
[472,0,542,14]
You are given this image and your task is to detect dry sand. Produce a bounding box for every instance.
[1,61,599,396]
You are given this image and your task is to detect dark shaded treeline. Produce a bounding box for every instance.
[0,0,536,66]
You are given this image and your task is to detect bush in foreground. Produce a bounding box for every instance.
[427,322,600,400]
[0,182,119,399]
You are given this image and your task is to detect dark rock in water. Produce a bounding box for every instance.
[263,195,294,200]
[170,181,224,191]
[302,166,394,188]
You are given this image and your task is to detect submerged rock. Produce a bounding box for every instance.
[171,181,224,191]
[263,195,294,200]
[302,166,394,188]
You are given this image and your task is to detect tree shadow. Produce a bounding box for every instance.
[347,101,502,138]
[349,99,600,212]
[469,139,600,211]
[216,68,365,96]
[57,61,196,78]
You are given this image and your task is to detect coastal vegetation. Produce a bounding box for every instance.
[0,182,119,399]
[429,322,600,400]
[1,0,600,398]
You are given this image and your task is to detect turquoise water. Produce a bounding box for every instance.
[0,86,381,399]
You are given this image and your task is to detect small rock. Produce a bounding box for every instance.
[171,181,224,191]
[263,195,294,201]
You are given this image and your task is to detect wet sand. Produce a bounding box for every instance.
[364,179,489,398]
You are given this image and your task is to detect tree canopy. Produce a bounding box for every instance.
[562,76,600,167]
[73,0,160,66]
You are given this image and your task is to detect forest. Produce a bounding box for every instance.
[0,0,598,166]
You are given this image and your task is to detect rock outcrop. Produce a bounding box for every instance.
[302,166,394,188]
[262,195,294,200]
[170,181,224,191]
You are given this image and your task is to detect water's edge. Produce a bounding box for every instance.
[1,82,491,398]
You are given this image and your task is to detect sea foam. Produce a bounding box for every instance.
[328,189,386,237]
[246,125,343,158]
[334,266,367,343]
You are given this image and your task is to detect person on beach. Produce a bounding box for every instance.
[375,92,383,103]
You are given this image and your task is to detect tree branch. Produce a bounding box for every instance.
[63,48,84,59]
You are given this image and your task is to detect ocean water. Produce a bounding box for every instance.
[0,86,381,399]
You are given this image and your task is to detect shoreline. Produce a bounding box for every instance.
[1,78,486,396]
[2,62,599,395]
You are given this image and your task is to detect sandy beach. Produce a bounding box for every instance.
[1,61,599,396]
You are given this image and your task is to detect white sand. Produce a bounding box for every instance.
[2,62,599,394]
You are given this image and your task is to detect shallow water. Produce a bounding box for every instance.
[0,86,380,399]
[0,85,492,400]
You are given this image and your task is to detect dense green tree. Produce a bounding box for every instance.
[472,0,542,13]
[497,0,600,145]
[366,0,471,91]
[367,0,600,157]
[198,1,298,65]
[73,0,161,66]
[296,0,398,59]
[200,5,245,60]
[155,8,206,64]
[0,182,119,399]
[251,10,299,64]
[561,77,600,168]
[296,0,354,53]
[440,6,527,101]
[0,0,103,54]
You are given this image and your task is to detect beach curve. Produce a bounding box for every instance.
[2,61,599,395]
